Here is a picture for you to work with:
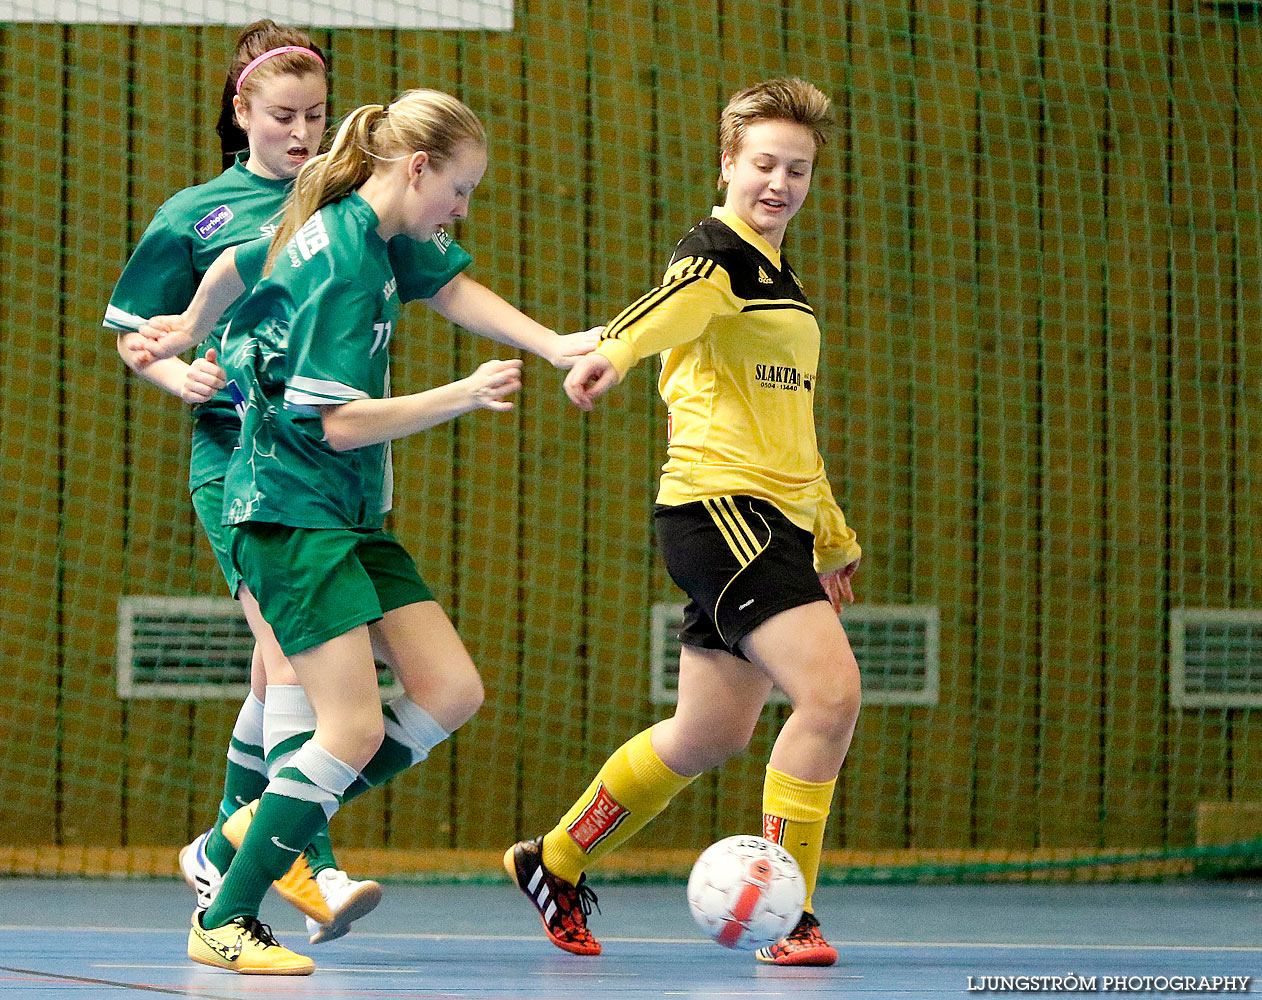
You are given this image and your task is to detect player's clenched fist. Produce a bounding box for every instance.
[563,353,619,411]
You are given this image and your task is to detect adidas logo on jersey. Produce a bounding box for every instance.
[757,266,773,284]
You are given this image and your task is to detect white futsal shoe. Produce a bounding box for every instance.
[303,867,384,944]
[178,829,224,912]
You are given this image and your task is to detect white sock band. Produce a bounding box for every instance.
[225,692,267,776]
[269,740,359,821]
[263,684,318,778]
[385,695,450,765]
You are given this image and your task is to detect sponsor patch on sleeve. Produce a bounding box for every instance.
[195,205,234,240]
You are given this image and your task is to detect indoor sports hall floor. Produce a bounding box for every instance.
[0,876,1257,998]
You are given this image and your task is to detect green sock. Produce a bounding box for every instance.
[205,693,267,872]
[341,697,449,803]
[202,742,357,929]
[265,685,338,875]
[304,827,337,875]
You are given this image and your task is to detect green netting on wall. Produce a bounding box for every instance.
[1,0,1259,883]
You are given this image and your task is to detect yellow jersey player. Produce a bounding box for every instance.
[506,77,862,967]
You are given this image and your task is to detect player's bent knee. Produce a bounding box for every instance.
[433,670,484,731]
[802,684,861,740]
[686,725,757,771]
[788,660,861,739]
[340,715,386,767]
[449,674,485,728]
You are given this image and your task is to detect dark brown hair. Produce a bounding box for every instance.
[216,20,328,170]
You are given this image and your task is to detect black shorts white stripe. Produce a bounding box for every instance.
[652,495,828,659]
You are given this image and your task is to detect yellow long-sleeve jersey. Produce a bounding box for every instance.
[598,206,861,574]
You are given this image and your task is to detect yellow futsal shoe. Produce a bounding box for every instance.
[188,913,314,976]
[221,800,334,925]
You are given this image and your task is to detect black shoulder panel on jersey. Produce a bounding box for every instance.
[669,217,810,306]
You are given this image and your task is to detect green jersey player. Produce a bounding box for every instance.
[136,88,591,975]
[105,20,389,945]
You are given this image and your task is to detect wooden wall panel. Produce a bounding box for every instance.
[1166,1,1234,846]
[0,25,63,846]
[1101,0,1170,847]
[2,2,1259,864]
[191,27,241,191]
[908,0,980,851]
[1038,1,1107,847]
[973,0,1043,851]
[59,27,130,847]
[1232,6,1262,805]
[844,0,919,851]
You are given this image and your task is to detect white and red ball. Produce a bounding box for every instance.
[686,835,805,950]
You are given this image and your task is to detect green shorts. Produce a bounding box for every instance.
[191,479,240,597]
[229,522,434,656]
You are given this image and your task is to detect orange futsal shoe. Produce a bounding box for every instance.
[754,910,838,966]
[503,837,602,956]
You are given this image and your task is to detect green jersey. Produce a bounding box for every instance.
[104,154,472,492]
[222,191,417,530]
[105,154,289,491]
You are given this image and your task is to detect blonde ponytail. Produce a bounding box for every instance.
[263,90,485,274]
[265,105,386,273]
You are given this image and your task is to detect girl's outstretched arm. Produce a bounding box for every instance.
[425,272,599,369]
[136,246,246,361]
[320,358,523,452]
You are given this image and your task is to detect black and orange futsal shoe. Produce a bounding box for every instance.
[503,836,603,956]
[754,910,838,966]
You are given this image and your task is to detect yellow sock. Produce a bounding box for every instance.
[542,726,695,885]
[762,766,836,913]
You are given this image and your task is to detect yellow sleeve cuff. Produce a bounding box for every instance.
[597,339,640,380]
[814,540,861,576]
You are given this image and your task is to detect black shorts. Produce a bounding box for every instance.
[652,496,828,660]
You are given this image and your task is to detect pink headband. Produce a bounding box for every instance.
[236,46,325,94]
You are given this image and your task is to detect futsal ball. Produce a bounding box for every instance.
[686,835,805,950]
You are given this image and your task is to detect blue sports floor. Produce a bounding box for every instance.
[0,877,1257,998]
